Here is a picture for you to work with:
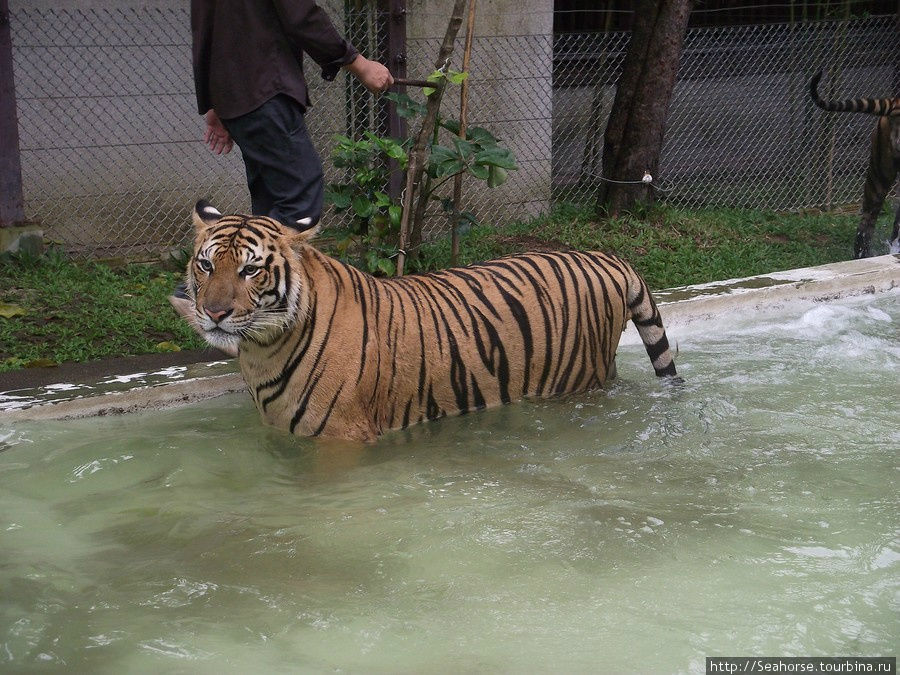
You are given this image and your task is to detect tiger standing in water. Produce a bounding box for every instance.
[183,201,679,442]
[809,70,900,258]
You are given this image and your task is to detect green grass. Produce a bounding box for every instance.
[0,204,861,373]
[415,203,857,289]
[0,249,203,372]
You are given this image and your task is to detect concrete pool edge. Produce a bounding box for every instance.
[619,253,900,344]
[2,254,898,423]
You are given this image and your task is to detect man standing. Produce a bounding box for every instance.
[191,0,393,230]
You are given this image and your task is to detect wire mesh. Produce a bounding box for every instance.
[8,6,899,260]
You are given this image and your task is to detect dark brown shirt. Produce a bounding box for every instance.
[191,0,359,119]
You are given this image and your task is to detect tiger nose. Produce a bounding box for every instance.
[204,307,233,323]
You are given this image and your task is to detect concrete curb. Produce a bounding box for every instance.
[620,253,899,344]
[2,361,244,423]
[2,254,898,423]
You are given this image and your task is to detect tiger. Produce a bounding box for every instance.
[809,70,900,258]
[185,200,679,442]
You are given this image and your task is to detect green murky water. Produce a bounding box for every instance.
[1,293,898,673]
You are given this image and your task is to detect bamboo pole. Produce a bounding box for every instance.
[395,0,467,276]
[450,0,477,266]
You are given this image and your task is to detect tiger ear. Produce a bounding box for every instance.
[193,200,222,246]
[287,222,321,251]
[193,200,222,228]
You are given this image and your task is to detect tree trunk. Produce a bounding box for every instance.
[598,0,692,217]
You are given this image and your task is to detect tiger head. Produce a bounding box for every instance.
[186,200,314,353]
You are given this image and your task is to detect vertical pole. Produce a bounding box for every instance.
[450,0,476,266]
[0,0,25,227]
[380,0,407,202]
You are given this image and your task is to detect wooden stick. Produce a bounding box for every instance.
[392,77,431,88]
[450,0,477,266]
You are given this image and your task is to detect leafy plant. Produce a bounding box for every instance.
[422,67,469,97]
[325,132,408,276]
[324,84,517,276]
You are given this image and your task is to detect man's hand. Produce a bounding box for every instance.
[203,110,233,155]
[344,55,394,93]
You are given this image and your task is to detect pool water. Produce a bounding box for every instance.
[1,292,897,672]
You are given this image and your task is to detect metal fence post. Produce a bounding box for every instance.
[380,0,407,201]
[0,0,25,228]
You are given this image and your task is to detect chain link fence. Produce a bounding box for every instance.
[8,6,899,260]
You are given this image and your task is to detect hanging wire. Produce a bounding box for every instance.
[594,173,676,194]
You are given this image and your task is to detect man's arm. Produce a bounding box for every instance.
[272,0,393,91]
[271,0,359,79]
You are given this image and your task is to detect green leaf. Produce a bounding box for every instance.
[467,126,499,145]
[388,205,402,227]
[446,70,469,85]
[382,140,408,162]
[352,196,375,219]
[436,159,465,178]
[487,166,509,188]
[440,118,461,134]
[468,164,490,180]
[429,144,458,165]
[384,92,425,118]
[155,341,182,353]
[355,168,381,187]
[475,147,518,170]
[0,303,26,319]
[376,258,396,277]
[374,191,391,208]
[324,186,352,210]
[423,71,444,96]
[453,137,475,160]
[336,236,354,255]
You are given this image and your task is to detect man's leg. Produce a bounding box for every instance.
[222,94,324,230]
